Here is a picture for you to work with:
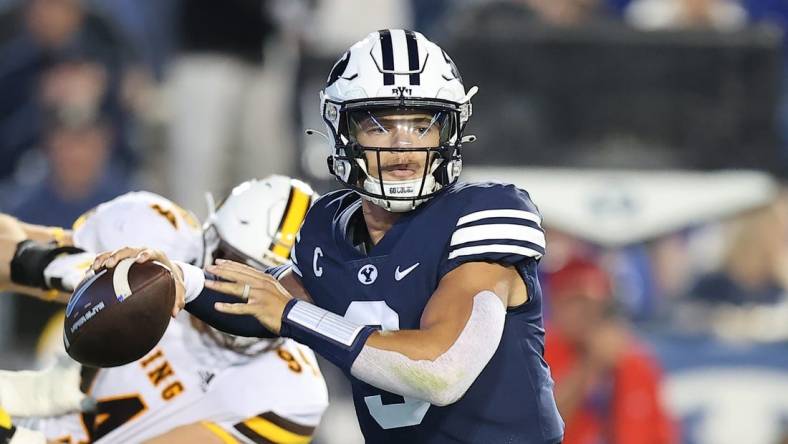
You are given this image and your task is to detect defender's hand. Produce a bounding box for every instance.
[206,259,293,335]
[92,247,186,317]
[0,214,27,288]
[0,354,95,417]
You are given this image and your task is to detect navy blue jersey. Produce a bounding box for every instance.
[290,182,564,444]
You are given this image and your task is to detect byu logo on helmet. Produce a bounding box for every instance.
[358,264,378,285]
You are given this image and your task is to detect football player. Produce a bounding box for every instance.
[95,30,565,443]
[1,176,328,443]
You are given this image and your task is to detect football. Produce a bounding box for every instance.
[64,258,176,367]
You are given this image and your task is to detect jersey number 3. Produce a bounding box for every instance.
[344,301,431,429]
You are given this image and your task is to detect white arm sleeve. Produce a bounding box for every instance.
[173,261,205,303]
[350,290,506,407]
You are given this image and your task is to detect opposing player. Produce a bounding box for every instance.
[97,30,565,443]
[1,176,328,443]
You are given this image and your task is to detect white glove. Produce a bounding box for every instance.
[0,355,94,417]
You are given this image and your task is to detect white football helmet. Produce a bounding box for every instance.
[202,175,317,269]
[320,29,478,212]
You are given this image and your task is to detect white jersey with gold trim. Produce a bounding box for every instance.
[22,315,327,444]
[22,190,328,443]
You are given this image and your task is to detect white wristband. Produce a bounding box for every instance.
[172,261,205,304]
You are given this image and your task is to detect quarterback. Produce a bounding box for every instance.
[97,30,565,443]
[0,176,328,444]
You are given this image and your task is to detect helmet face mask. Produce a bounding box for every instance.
[321,30,476,212]
[329,102,462,211]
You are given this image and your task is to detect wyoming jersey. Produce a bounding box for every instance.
[21,316,327,444]
[290,182,564,443]
[23,191,329,443]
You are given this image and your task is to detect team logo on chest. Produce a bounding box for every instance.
[357,264,378,285]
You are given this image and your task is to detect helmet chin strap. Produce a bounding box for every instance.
[359,159,443,213]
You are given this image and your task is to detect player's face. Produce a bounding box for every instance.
[351,110,443,181]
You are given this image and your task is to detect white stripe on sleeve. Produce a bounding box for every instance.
[456,209,541,227]
[448,244,543,260]
[450,224,545,248]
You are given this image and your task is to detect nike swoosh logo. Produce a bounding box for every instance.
[395,263,420,281]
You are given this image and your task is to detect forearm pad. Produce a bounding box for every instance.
[10,240,84,290]
[280,299,377,373]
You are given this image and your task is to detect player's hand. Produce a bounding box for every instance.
[206,259,293,335]
[92,247,186,317]
[0,214,27,288]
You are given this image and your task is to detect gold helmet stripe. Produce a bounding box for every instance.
[269,184,311,261]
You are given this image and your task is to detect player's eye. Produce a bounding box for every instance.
[366,126,388,135]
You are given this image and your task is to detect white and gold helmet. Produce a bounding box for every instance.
[202,175,317,269]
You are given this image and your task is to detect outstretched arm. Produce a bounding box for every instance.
[208,259,524,406]
[0,215,74,302]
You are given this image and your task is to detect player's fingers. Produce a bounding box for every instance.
[171,279,186,318]
[204,278,247,298]
[214,301,256,316]
[103,247,143,268]
[215,258,266,276]
[91,251,113,271]
[135,248,156,263]
[209,260,270,283]
[206,263,273,288]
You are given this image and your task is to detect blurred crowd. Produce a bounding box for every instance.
[2,0,788,443]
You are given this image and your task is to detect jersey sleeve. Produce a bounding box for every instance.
[71,191,203,265]
[441,184,546,276]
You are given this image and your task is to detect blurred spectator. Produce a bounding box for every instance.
[688,198,788,306]
[6,105,130,227]
[0,0,142,182]
[625,0,748,30]
[667,196,788,343]
[545,258,677,444]
[165,0,300,216]
[303,0,412,55]
[521,0,606,25]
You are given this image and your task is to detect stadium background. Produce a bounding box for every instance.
[1,0,788,443]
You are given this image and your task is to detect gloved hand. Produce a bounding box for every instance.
[0,355,95,418]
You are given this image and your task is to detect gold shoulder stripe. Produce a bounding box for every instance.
[234,411,314,444]
[270,186,311,261]
[72,208,97,231]
[201,422,240,444]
